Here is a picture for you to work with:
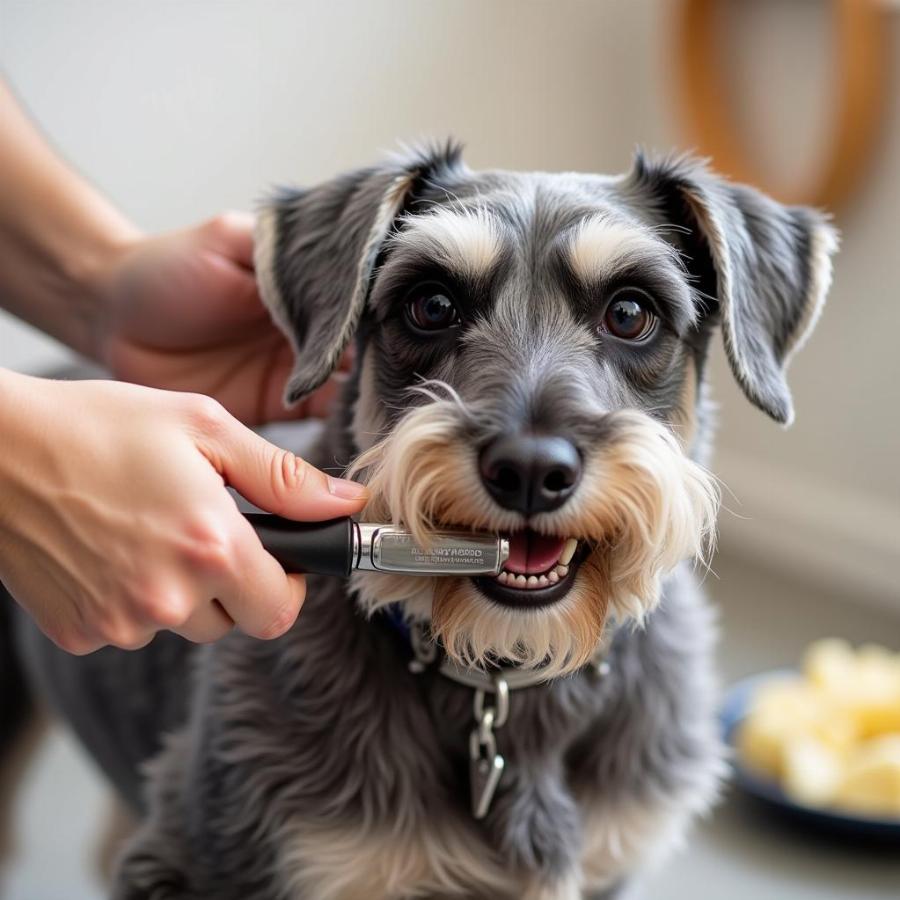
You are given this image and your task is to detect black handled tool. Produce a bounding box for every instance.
[245,514,509,578]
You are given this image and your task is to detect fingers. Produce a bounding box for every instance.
[214,522,307,639]
[28,604,107,656]
[44,612,155,655]
[172,599,234,644]
[202,411,368,520]
[227,573,306,642]
[201,210,256,269]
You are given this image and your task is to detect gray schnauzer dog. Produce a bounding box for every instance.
[3,143,836,899]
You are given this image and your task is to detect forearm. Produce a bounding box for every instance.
[0,80,140,359]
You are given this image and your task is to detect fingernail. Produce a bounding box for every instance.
[327,475,368,500]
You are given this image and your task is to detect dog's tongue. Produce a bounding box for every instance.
[504,530,566,574]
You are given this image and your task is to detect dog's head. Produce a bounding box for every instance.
[255,144,836,676]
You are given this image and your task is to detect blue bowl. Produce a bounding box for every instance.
[722,670,900,842]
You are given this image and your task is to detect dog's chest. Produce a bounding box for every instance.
[272,675,667,899]
[261,583,718,899]
[275,790,674,900]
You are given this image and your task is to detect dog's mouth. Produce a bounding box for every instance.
[472,529,588,609]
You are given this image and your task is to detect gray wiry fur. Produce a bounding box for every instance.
[256,144,464,402]
[4,144,836,899]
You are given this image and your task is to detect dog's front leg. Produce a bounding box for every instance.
[108,725,226,900]
[487,761,583,899]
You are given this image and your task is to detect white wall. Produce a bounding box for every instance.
[690,1,900,606]
[1,0,897,605]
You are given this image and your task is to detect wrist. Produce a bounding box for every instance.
[56,218,142,361]
[0,200,141,362]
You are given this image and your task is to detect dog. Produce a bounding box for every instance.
[2,143,836,899]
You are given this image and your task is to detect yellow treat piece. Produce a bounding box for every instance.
[737,639,900,818]
[736,677,808,778]
[737,675,856,778]
[737,707,792,778]
[803,639,856,693]
[835,735,900,818]
[781,735,844,807]
[845,646,900,738]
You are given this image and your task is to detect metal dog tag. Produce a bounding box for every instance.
[470,752,504,820]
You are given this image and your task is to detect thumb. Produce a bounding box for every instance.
[200,210,255,270]
[204,415,368,520]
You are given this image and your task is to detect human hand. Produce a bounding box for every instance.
[0,370,367,654]
[92,212,341,426]
[0,83,332,425]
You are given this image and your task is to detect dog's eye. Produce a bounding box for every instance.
[405,285,460,332]
[601,290,657,341]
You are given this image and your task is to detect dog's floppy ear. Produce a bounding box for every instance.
[626,152,838,425]
[254,143,464,403]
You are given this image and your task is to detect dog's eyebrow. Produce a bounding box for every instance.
[566,216,681,281]
[564,215,697,329]
[390,207,506,280]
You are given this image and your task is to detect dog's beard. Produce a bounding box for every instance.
[348,396,718,677]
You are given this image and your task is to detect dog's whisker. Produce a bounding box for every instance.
[649,221,693,237]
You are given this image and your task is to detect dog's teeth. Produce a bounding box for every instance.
[559,538,578,566]
[555,565,569,578]
[537,575,549,587]
[514,574,527,588]
[526,575,539,588]
[548,570,559,584]
[497,571,509,584]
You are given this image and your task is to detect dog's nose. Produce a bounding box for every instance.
[479,434,582,515]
